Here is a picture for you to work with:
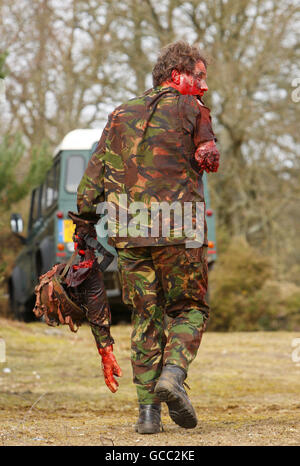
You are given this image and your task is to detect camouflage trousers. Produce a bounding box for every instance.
[117,244,209,404]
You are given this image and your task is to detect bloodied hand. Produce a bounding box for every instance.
[195,140,220,173]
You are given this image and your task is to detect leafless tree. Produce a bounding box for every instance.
[1,0,299,276]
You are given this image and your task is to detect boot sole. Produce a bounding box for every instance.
[135,423,161,434]
[155,383,197,429]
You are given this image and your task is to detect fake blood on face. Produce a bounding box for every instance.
[162,61,208,97]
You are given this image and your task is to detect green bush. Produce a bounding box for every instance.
[208,236,300,331]
[0,134,52,213]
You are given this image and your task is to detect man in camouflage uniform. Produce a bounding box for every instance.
[76,41,220,433]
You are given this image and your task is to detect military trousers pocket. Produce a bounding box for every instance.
[184,246,207,263]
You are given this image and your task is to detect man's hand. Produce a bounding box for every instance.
[195,140,220,173]
[68,211,98,252]
[98,345,122,393]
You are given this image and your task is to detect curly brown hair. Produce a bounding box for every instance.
[152,41,207,87]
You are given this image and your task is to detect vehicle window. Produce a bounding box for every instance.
[30,189,39,226]
[65,154,85,193]
[29,185,42,230]
[41,161,60,212]
[40,183,46,215]
[53,159,60,199]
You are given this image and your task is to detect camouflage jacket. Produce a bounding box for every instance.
[77,86,216,248]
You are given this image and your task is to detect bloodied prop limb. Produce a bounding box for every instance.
[67,214,122,393]
[98,345,123,393]
[67,253,122,393]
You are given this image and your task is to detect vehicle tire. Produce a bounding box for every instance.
[10,285,36,322]
[36,251,43,278]
[110,302,131,325]
[206,261,215,305]
[10,283,24,320]
[24,295,37,322]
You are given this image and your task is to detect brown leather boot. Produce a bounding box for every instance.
[154,364,197,429]
[134,404,162,434]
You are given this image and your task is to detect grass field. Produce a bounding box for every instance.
[0,317,299,446]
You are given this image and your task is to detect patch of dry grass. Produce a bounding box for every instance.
[0,318,299,446]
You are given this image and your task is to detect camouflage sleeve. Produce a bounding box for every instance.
[90,323,114,349]
[77,115,112,217]
[179,95,216,147]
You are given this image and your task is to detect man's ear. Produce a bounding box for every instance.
[171,69,180,85]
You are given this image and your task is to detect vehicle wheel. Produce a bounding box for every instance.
[205,287,210,305]
[206,261,215,305]
[24,295,37,322]
[110,302,131,325]
[10,284,24,320]
[36,251,43,278]
[10,286,36,322]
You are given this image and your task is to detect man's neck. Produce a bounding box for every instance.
[159,81,204,105]
[160,81,177,90]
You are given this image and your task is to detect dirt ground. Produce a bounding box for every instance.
[0,317,299,446]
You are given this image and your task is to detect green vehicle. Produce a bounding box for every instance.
[8,129,217,321]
